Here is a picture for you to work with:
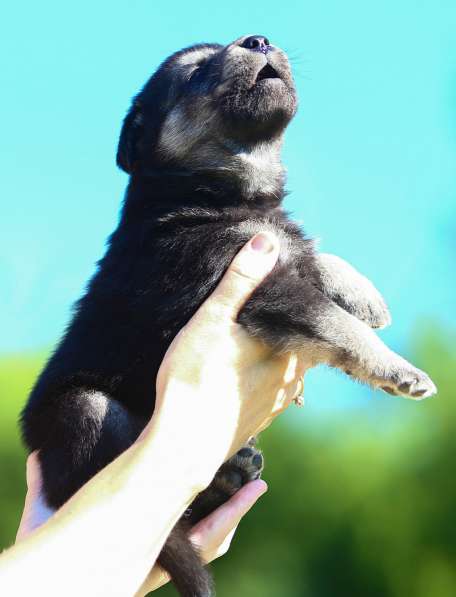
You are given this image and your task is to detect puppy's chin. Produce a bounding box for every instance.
[217,55,297,142]
[220,83,297,143]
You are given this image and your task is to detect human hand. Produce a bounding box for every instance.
[16,452,268,595]
[12,232,306,597]
[16,452,54,541]
[150,231,308,476]
[135,478,268,594]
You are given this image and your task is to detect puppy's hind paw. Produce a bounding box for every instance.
[185,445,264,524]
[212,446,264,498]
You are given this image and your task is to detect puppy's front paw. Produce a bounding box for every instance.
[357,353,437,399]
[380,364,437,399]
[317,254,392,329]
[338,282,391,329]
[185,445,264,524]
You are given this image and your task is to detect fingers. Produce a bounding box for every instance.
[25,451,42,495]
[200,232,280,321]
[190,479,268,560]
[136,481,268,595]
[17,453,42,541]
[250,351,307,417]
[293,376,305,407]
[16,452,55,541]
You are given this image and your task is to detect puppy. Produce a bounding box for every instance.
[21,35,437,596]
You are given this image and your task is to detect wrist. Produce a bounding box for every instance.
[139,404,223,495]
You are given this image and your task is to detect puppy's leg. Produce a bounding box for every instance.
[27,387,213,596]
[239,280,436,399]
[186,439,263,525]
[309,300,436,398]
[315,253,391,329]
[25,388,146,508]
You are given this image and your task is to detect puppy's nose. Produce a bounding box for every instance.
[241,35,270,54]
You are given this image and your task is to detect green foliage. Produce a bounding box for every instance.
[1,331,455,596]
[0,354,43,544]
[206,330,456,597]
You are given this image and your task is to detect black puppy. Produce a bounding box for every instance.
[22,35,436,596]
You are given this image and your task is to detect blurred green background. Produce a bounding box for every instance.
[1,1,456,595]
[1,332,455,596]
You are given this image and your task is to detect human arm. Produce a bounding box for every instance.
[3,231,306,596]
[17,452,269,595]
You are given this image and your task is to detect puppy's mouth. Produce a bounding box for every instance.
[255,63,280,83]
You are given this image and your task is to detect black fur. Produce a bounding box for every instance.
[22,172,323,595]
[23,36,429,597]
[21,38,323,596]
[22,174,320,498]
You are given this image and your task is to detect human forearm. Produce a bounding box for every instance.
[135,476,268,596]
[4,423,214,597]
[5,232,305,597]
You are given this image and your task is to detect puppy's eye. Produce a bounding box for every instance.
[193,59,206,71]
[188,60,206,81]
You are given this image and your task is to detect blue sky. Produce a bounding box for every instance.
[1,1,455,414]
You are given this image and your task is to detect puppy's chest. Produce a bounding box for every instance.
[149,220,304,287]
[140,211,315,313]
[233,217,309,266]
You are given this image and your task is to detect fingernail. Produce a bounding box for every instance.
[250,232,274,254]
[260,480,268,494]
[255,479,268,495]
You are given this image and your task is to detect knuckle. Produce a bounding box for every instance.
[228,265,262,289]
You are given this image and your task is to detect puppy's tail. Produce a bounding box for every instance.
[158,522,214,597]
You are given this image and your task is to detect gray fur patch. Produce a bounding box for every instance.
[155,39,294,197]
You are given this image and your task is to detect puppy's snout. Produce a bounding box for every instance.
[241,35,271,54]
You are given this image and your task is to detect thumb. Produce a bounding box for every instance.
[204,232,280,320]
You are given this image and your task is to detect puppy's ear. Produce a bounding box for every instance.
[116,99,143,174]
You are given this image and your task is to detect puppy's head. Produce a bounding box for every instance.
[117,36,297,196]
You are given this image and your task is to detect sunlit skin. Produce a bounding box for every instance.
[1,232,307,596]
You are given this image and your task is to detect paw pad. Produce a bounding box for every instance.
[216,445,264,494]
[380,367,437,400]
[186,444,265,524]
